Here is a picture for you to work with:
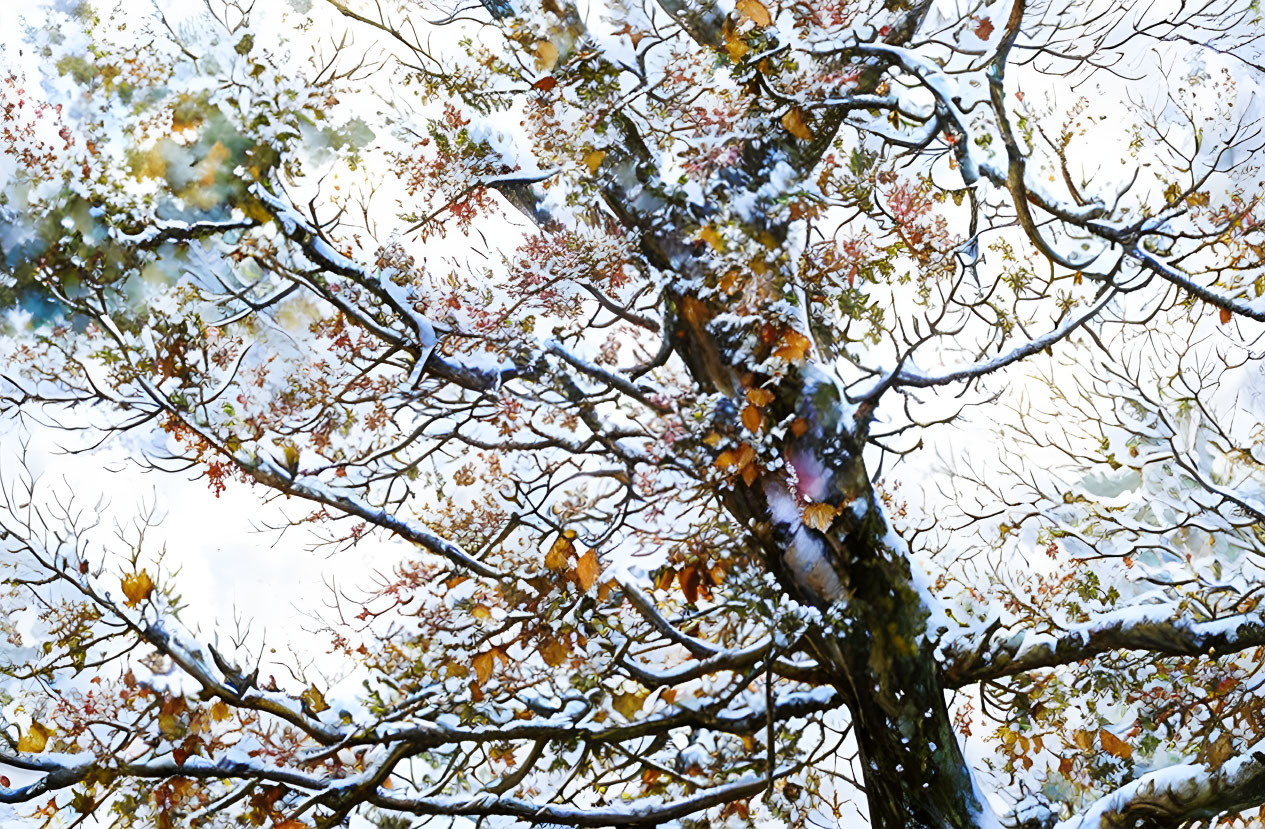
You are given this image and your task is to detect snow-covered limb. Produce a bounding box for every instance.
[1053,738,1265,829]
[371,764,805,826]
[941,602,1265,687]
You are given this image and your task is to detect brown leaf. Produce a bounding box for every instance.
[735,0,772,27]
[539,635,570,667]
[1099,728,1133,759]
[532,76,558,92]
[121,570,155,607]
[654,567,677,591]
[679,566,701,604]
[1220,306,1233,325]
[17,722,50,754]
[781,107,813,141]
[158,713,187,741]
[802,502,838,531]
[973,16,994,39]
[473,651,495,686]
[575,548,601,592]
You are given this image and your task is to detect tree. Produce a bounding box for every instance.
[0,0,1263,826]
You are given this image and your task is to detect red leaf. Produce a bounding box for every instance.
[532,76,558,91]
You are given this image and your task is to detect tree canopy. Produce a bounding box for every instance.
[1,0,1264,827]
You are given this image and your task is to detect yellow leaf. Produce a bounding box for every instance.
[546,531,576,570]
[473,651,495,686]
[1099,729,1133,759]
[300,685,329,714]
[17,722,50,753]
[121,570,155,607]
[736,0,772,27]
[703,431,723,448]
[210,701,231,722]
[575,548,601,592]
[535,40,559,71]
[773,329,811,362]
[781,107,814,141]
[158,713,187,741]
[699,225,724,252]
[723,19,750,61]
[613,690,648,720]
[802,502,838,531]
[741,403,762,433]
[471,603,493,621]
[583,150,607,175]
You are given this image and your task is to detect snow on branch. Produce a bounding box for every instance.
[941,602,1265,687]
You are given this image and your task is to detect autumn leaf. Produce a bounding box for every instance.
[741,403,763,433]
[583,150,606,174]
[781,108,814,141]
[699,224,724,252]
[575,548,601,592]
[546,530,576,570]
[473,651,495,686]
[613,690,649,719]
[1220,306,1233,325]
[802,502,838,531]
[210,701,231,722]
[746,387,775,407]
[773,329,812,362]
[274,821,313,829]
[173,736,202,766]
[973,16,994,39]
[17,722,51,753]
[121,570,154,607]
[471,603,493,620]
[1099,729,1133,759]
[679,566,702,603]
[735,0,772,27]
[532,76,558,91]
[300,684,329,714]
[539,635,570,667]
[535,40,559,71]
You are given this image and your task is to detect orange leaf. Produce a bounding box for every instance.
[741,403,762,433]
[746,387,775,407]
[540,635,570,667]
[773,329,812,362]
[575,548,601,592]
[741,463,759,486]
[781,107,814,141]
[1099,729,1133,759]
[1220,306,1233,325]
[532,76,558,91]
[473,651,495,686]
[973,16,994,39]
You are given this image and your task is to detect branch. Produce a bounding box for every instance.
[1055,739,1265,828]
[941,602,1265,687]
